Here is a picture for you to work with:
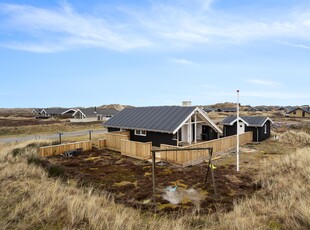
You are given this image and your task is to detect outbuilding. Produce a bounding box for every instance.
[103,106,222,147]
[220,116,274,142]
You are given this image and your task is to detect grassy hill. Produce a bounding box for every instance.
[0,131,309,229]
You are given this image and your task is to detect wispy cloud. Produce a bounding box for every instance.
[281,41,310,50]
[123,1,310,47]
[1,1,310,52]
[246,79,281,87]
[0,2,151,52]
[169,58,194,65]
[242,91,310,99]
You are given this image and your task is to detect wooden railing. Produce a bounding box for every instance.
[39,141,92,157]
[160,131,253,166]
[121,140,152,160]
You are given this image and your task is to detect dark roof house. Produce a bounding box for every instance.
[220,115,274,142]
[40,108,74,117]
[72,107,119,122]
[287,107,310,118]
[104,106,222,147]
[218,107,237,113]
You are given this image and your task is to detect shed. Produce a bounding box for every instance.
[220,116,274,142]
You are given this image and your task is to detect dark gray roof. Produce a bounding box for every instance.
[44,108,71,115]
[103,106,196,133]
[220,115,273,127]
[203,108,214,113]
[219,107,237,112]
[79,108,119,117]
[288,107,310,114]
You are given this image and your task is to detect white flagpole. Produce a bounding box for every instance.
[236,90,240,172]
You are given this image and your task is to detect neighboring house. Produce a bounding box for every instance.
[32,108,43,115]
[40,108,75,118]
[217,107,237,113]
[71,107,119,122]
[244,107,258,112]
[287,107,310,118]
[220,116,274,142]
[203,107,216,113]
[255,106,270,112]
[103,106,223,147]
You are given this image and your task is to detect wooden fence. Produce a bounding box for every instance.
[39,141,92,157]
[104,132,129,152]
[160,131,253,166]
[121,140,152,160]
[98,139,106,149]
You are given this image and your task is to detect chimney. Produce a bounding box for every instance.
[182,101,192,107]
[94,106,97,112]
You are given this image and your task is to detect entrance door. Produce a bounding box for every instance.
[237,121,245,134]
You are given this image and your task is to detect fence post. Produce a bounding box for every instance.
[151,150,156,212]
[58,132,63,144]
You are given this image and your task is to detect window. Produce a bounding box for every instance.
[135,129,147,136]
[293,111,296,115]
[264,124,267,134]
[302,112,305,117]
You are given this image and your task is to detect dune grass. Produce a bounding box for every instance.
[0,139,310,229]
[0,121,103,138]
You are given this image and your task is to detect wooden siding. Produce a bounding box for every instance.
[159,131,253,167]
[39,141,92,157]
[121,140,152,160]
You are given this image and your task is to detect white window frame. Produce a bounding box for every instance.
[264,124,267,134]
[135,129,147,136]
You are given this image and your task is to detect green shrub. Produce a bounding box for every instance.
[48,164,65,178]
[27,155,43,166]
[11,148,23,157]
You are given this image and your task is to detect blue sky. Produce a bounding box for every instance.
[0,0,309,108]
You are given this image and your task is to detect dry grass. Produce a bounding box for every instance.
[0,121,103,137]
[1,141,310,229]
[279,130,310,145]
[206,147,310,230]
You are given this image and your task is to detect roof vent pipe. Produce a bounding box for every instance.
[182,101,192,106]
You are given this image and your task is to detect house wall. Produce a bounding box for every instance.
[74,111,84,119]
[181,124,189,143]
[289,109,310,118]
[245,120,271,142]
[129,130,177,147]
[223,123,237,137]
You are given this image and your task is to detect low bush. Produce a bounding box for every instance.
[48,164,65,178]
[27,155,43,166]
[11,148,23,157]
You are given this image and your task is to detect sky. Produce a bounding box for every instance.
[0,0,309,108]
